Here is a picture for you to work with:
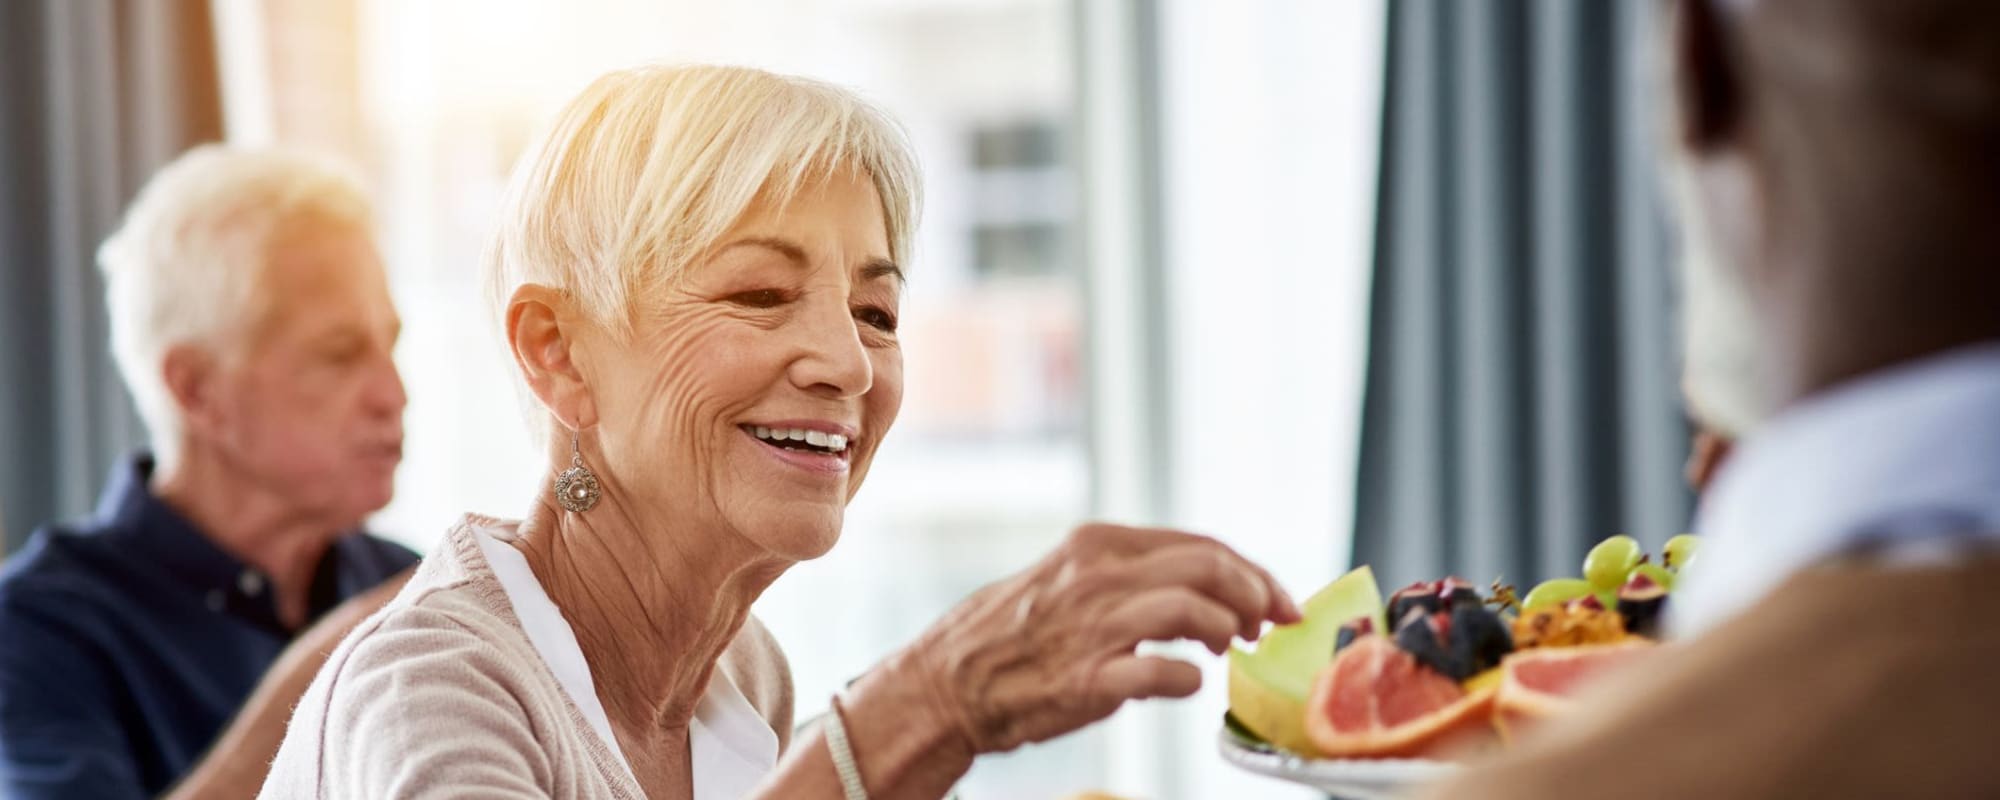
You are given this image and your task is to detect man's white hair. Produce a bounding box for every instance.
[98,144,374,468]
[485,64,922,437]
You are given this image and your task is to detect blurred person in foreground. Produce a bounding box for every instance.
[260,64,1296,799]
[1426,0,2000,796]
[0,146,419,798]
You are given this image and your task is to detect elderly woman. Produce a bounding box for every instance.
[262,65,1295,799]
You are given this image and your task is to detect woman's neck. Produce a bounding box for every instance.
[513,496,791,739]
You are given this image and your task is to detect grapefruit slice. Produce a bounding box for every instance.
[1228,566,1387,753]
[1304,636,1498,759]
[1493,640,1653,742]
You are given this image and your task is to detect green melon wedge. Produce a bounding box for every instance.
[1227,565,1386,754]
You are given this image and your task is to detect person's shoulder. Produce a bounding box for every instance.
[348,516,502,614]
[1,521,115,588]
[724,613,792,687]
[300,571,552,750]
[343,560,521,663]
[721,613,794,743]
[321,527,538,688]
[733,613,788,664]
[332,593,522,685]
[0,524,128,637]
[1418,556,2000,800]
[341,528,423,575]
[0,528,129,724]
[273,567,565,798]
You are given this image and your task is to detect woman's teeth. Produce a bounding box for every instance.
[750,426,849,453]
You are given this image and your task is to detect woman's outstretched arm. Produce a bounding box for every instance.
[756,651,973,800]
[754,523,1298,799]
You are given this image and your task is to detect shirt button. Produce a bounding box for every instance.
[206,589,226,611]
[239,571,265,596]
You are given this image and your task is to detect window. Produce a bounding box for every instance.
[968,120,1070,280]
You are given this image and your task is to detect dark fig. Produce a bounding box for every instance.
[1388,581,1443,624]
[1394,609,1471,680]
[1446,603,1514,677]
[1438,576,1483,612]
[1333,615,1376,654]
[1617,571,1669,638]
[1389,576,1486,624]
[1568,593,1608,613]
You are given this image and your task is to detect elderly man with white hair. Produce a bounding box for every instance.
[0,145,419,799]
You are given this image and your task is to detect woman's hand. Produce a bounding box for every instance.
[758,524,1296,800]
[898,523,1298,754]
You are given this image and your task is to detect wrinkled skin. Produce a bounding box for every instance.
[168,219,407,531]
[507,168,1302,799]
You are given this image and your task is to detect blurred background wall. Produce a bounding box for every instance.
[0,1,1701,797]
[0,0,222,555]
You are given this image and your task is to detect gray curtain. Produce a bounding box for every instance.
[0,0,224,552]
[1352,0,1691,591]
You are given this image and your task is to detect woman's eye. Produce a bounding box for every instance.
[855,306,899,333]
[725,289,788,308]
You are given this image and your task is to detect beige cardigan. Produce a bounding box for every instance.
[260,517,794,799]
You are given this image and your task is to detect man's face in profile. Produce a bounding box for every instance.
[197,220,407,525]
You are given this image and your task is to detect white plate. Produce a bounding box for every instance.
[1216,719,1458,800]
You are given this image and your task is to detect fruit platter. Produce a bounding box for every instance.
[1220,535,1700,799]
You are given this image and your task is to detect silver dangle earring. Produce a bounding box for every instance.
[553,430,602,513]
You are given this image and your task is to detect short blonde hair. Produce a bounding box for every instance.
[485,64,923,338]
[98,145,374,468]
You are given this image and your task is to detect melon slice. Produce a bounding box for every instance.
[1227,566,1386,753]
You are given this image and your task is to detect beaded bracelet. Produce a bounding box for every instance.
[825,694,869,800]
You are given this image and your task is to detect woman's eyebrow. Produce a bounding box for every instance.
[718,236,901,285]
[719,236,810,267]
[860,257,904,286]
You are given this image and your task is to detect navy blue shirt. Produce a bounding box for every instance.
[0,456,418,799]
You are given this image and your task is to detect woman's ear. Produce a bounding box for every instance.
[506,284,599,432]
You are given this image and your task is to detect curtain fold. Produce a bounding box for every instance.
[1352,0,1689,591]
[0,0,224,552]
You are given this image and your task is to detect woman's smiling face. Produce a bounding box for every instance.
[584,168,904,561]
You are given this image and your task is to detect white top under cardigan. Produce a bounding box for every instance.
[260,515,792,799]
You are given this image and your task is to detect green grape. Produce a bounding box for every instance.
[1583,535,1643,591]
[1677,548,1702,578]
[1628,562,1675,592]
[1522,578,1595,612]
[1663,534,1702,572]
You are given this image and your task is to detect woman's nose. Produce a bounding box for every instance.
[788,301,874,399]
